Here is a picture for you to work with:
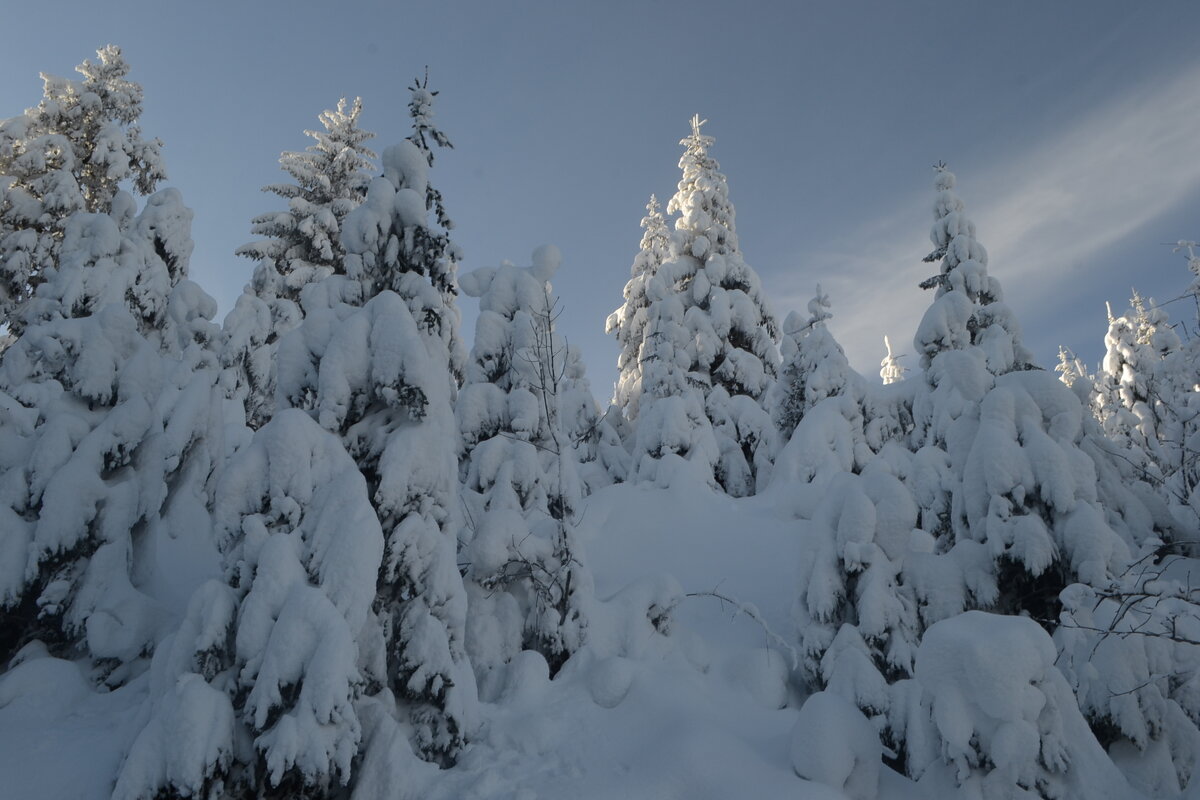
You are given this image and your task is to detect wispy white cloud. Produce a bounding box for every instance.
[779,59,1200,377]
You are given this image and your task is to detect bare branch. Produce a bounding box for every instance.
[686,588,799,669]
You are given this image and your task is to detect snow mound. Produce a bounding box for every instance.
[909,610,1135,799]
[790,690,881,800]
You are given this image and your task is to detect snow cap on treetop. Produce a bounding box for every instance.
[530,243,561,282]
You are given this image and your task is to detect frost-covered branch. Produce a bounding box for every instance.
[1051,543,1200,648]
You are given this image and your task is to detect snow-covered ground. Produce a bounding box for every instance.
[6,467,1200,799]
[0,474,906,800]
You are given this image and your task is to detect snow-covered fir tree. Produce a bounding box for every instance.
[222,97,377,429]
[0,45,166,337]
[457,246,596,681]
[113,409,383,800]
[629,116,780,495]
[769,286,861,437]
[786,406,921,744]
[0,49,221,678]
[628,294,721,489]
[898,168,1197,787]
[1050,265,1200,792]
[1091,292,1197,529]
[0,185,221,677]
[607,194,671,421]
[272,76,476,767]
[914,164,1034,374]
[1055,345,1091,390]
[787,165,1191,793]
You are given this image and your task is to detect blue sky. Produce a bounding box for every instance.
[4,1,1200,392]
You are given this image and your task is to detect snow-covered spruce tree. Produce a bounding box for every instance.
[1055,345,1091,390]
[770,298,917,739]
[1051,279,1200,791]
[457,246,595,681]
[629,116,780,495]
[112,409,383,800]
[0,184,222,676]
[881,166,1179,785]
[607,194,671,421]
[560,339,629,490]
[787,165,1177,791]
[273,76,475,766]
[769,286,861,438]
[0,45,165,337]
[1090,291,1198,530]
[776,299,914,737]
[913,164,1034,375]
[223,97,377,429]
[785,388,922,745]
[629,292,722,489]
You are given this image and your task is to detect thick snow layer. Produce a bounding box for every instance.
[0,649,147,800]
[791,691,881,800]
[0,465,1172,799]
[910,611,1137,799]
[0,469,838,799]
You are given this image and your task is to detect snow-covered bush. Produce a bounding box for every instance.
[790,690,881,800]
[1054,571,1200,794]
[897,611,1134,799]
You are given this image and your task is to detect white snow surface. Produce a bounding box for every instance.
[0,468,1165,800]
[0,468,933,800]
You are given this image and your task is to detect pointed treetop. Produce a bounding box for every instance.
[807,284,833,327]
[408,68,451,162]
[1055,346,1089,389]
[880,335,907,385]
[680,113,714,152]
[932,161,956,193]
[637,193,670,265]
[310,96,371,145]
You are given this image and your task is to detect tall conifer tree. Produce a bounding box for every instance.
[628,116,780,495]
[223,97,377,428]
[272,75,476,766]
[0,45,166,336]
